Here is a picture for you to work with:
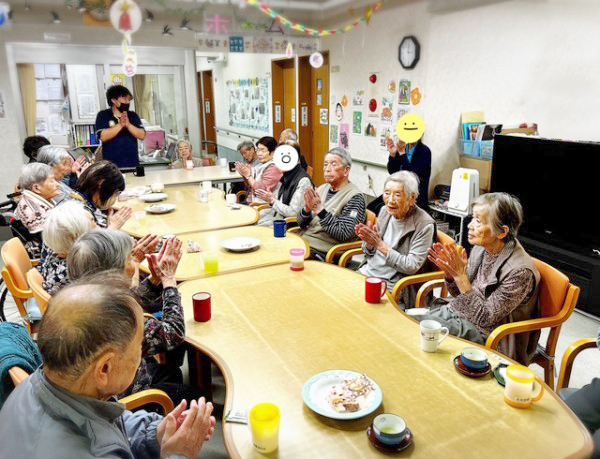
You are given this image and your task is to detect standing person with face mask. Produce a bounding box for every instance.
[95,85,146,169]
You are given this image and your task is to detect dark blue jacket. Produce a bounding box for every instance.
[387,141,431,210]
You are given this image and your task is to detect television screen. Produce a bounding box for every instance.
[491,135,600,254]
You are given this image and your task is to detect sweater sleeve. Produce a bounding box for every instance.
[384,223,434,275]
[318,194,366,242]
[123,410,162,459]
[272,178,312,218]
[252,164,283,193]
[142,287,185,356]
[387,155,402,174]
[449,268,536,329]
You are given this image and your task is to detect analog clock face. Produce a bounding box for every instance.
[399,36,420,69]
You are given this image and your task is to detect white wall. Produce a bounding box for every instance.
[323,0,600,197]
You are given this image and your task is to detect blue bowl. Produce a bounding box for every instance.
[461,347,488,371]
[372,414,407,446]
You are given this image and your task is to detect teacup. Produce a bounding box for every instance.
[420,320,449,352]
[460,347,489,371]
[372,414,407,446]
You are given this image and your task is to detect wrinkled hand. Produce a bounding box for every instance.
[147,237,182,287]
[304,188,324,214]
[356,221,383,250]
[159,398,215,459]
[428,242,468,280]
[131,234,160,263]
[254,189,275,204]
[235,162,252,179]
[107,206,132,229]
[71,155,87,175]
[386,137,406,157]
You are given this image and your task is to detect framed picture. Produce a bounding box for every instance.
[316,79,323,92]
[316,94,323,106]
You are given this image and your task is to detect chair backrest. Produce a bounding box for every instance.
[201,158,215,166]
[26,269,51,315]
[307,165,314,178]
[1,238,33,292]
[437,230,454,246]
[533,258,571,318]
[366,209,377,226]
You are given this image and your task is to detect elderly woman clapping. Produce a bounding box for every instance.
[416,192,540,364]
[169,140,203,169]
[37,145,86,204]
[356,171,435,303]
[68,230,185,398]
[38,201,97,295]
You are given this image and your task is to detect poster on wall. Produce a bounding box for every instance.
[352,90,365,107]
[395,107,408,124]
[330,124,339,144]
[316,94,323,106]
[227,77,269,132]
[379,125,393,152]
[339,123,350,149]
[364,121,377,138]
[380,96,394,124]
[398,80,411,105]
[352,111,362,135]
[334,102,343,121]
[319,109,328,125]
[275,104,281,123]
[301,106,308,127]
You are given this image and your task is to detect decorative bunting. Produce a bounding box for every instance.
[246,0,385,36]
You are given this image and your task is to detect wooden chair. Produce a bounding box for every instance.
[324,210,377,264]
[307,165,314,178]
[413,256,581,390]
[26,269,51,315]
[201,158,215,167]
[1,238,37,334]
[8,367,174,414]
[556,338,597,392]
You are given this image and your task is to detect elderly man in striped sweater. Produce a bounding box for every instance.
[298,147,366,261]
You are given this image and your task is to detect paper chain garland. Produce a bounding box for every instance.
[246,0,385,36]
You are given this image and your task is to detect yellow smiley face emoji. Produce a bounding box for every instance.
[396,113,425,143]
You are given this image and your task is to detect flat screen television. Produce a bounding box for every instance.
[491,135,600,256]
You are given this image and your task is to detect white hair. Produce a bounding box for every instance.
[327,147,352,168]
[43,201,93,256]
[37,145,71,167]
[18,163,53,190]
[281,129,298,141]
[384,171,420,200]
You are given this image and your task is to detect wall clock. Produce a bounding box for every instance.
[398,35,420,70]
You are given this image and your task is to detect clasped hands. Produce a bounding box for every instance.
[386,137,407,157]
[254,189,275,204]
[355,221,387,254]
[428,242,471,292]
[235,162,252,179]
[303,188,324,214]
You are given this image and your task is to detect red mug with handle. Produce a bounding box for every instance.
[365,277,387,304]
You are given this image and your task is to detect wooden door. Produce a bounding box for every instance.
[310,52,329,186]
[271,58,296,140]
[298,56,313,169]
[199,70,217,155]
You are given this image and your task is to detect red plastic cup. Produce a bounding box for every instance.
[365,277,387,304]
[193,292,211,322]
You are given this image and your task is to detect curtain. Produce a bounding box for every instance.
[17,64,36,136]
[132,74,155,124]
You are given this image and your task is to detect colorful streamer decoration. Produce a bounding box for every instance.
[246,0,385,36]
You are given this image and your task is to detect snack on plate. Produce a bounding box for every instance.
[329,374,374,413]
[187,240,202,253]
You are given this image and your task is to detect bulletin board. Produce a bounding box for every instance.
[227,77,269,133]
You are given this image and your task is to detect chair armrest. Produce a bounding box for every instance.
[288,227,302,234]
[339,248,363,267]
[556,338,597,391]
[255,204,271,212]
[1,268,33,299]
[31,260,40,267]
[236,191,248,203]
[119,389,174,414]
[325,241,362,264]
[415,278,447,308]
[285,216,297,224]
[8,367,29,386]
[392,271,445,305]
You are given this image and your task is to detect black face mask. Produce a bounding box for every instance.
[118,103,130,113]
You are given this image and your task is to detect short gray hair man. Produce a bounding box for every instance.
[327,147,352,168]
[279,129,298,143]
[237,140,255,152]
[18,163,53,191]
[68,229,133,280]
[43,201,94,257]
[37,145,71,167]
[384,171,420,200]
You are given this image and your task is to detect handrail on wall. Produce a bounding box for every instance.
[214,126,261,142]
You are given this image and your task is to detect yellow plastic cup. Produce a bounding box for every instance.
[203,252,219,274]
[249,403,280,454]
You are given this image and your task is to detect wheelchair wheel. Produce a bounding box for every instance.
[0,279,8,322]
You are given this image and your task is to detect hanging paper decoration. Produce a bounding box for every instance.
[341,95,348,107]
[110,0,142,37]
[123,48,138,77]
[204,14,230,34]
[411,88,422,105]
[285,42,293,58]
[246,0,385,36]
[309,52,324,68]
[147,0,206,18]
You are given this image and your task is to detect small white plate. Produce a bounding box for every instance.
[146,203,176,214]
[405,308,430,317]
[139,193,168,202]
[221,237,261,252]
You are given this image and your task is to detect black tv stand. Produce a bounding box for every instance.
[519,235,600,318]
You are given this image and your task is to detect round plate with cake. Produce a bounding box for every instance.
[302,370,382,420]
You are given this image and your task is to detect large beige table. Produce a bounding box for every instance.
[125,165,242,187]
[139,226,309,281]
[179,262,592,459]
[117,188,258,237]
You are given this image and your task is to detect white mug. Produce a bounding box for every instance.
[202,181,212,192]
[420,319,449,352]
[218,157,228,167]
[226,193,237,206]
[198,191,209,203]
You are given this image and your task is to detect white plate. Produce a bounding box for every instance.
[139,193,168,202]
[221,237,261,252]
[302,370,382,420]
[145,203,176,214]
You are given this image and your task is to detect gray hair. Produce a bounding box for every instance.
[384,171,420,200]
[326,147,352,168]
[68,229,133,280]
[37,145,71,167]
[18,163,53,190]
[281,129,298,141]
[43,201,93,256]
[176,139,192,151]
[472,192,524,242]
[237,140,255,152]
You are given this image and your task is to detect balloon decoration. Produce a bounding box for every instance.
[246,0,385,36]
